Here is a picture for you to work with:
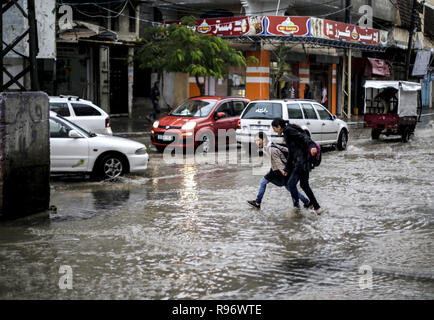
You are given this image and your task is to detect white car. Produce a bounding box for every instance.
[49,96,113,135]
[50,112,148,179]
[236,99,349,150]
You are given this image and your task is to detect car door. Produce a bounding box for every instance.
[50,118,90,172]
[70,102,103,133]
[300,102,322,142]
[214,101,235,144]
[313,103,339,143]
[286,102,305,128]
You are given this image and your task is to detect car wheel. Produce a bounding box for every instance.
[97,154,126,180]
[371,128,381,140]
[337,130,348,150]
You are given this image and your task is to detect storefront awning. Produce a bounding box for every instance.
[364,80,421,91]
[58,21,118,42]
[365,58,391,77]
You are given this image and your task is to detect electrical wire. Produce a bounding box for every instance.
[93,0,163,24]
[316,4,352,18]
[61,0,129,18]
[63,1,389,33]
[60,0,126,5]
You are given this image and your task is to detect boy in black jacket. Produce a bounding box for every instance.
[271,118,323,214]
[247,132,309,209]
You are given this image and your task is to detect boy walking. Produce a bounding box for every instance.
[247,132,309,209]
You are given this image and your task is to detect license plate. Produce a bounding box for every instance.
[158,134,173,141]
[250,125,269,130]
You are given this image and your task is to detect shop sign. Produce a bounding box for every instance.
[192,16,311,37]
[323,19,388,46]
[265,16,310,36]
[167,16,388,47]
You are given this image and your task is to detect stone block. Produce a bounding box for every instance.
[0,92,50,219]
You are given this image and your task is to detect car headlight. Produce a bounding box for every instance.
[135,147,147,155]
[182,121,196,130]
[152,120,159,129]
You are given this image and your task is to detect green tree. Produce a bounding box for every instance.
[136,16,255,96]
[270,44,297,98]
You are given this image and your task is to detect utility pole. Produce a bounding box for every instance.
[345,0,352,24]
[341,0,352,119]
[405,0,418,80]
[0,0,39,91]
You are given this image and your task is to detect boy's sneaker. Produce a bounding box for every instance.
[312,207,324,215]
[247,200,261,209]
[303,201,313,209]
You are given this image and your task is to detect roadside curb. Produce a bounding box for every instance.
[113,132,150,137]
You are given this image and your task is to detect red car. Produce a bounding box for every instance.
[151,96,250,152]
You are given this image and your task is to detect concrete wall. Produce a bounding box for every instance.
[0,92,50,219]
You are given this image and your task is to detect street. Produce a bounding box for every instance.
[0,120,433,299]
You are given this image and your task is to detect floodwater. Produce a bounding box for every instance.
[1,124,434,299]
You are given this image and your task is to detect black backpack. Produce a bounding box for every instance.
[286,123,321,169]
[308,141,322,169]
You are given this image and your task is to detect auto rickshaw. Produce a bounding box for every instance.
[363,80,422,142]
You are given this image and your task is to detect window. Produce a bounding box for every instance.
[50,102,70,117]
[129,5,136,33]
[50,119,70,138]
[171,100,216,117]
[314,104,333,120]
[215,102,233,118]
[287,103,303,119]
[71,103,101,116]
[232,101,246,116]
[242,102,282,119]
[301,103,318,120]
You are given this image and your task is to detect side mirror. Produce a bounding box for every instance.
[332,115,337,120]
[216,112,226,119]
[68,129,82,138]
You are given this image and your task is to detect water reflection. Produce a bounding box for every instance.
[1,125,434,299]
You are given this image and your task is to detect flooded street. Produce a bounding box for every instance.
[1,124,434,300]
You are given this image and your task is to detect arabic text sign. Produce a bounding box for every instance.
[323,20,388,46]
[265,16,310,36]
[195,17,250,36]
[166,16,388,46]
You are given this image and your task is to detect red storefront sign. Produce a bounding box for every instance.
[265,16,310,36]
[166,16,388,46]
[323,19,388,46]
[194,17,251,36]
[192,16,311,37]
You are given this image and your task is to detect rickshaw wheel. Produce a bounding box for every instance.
[371,129,381,140]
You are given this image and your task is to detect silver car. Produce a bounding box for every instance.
[49,96,113,135]
[236,99,349,150]
[50,112,148,180]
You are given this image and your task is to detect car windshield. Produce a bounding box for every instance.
[242,102,282,119]
[55,115,93,138]
[171,100,216,117]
